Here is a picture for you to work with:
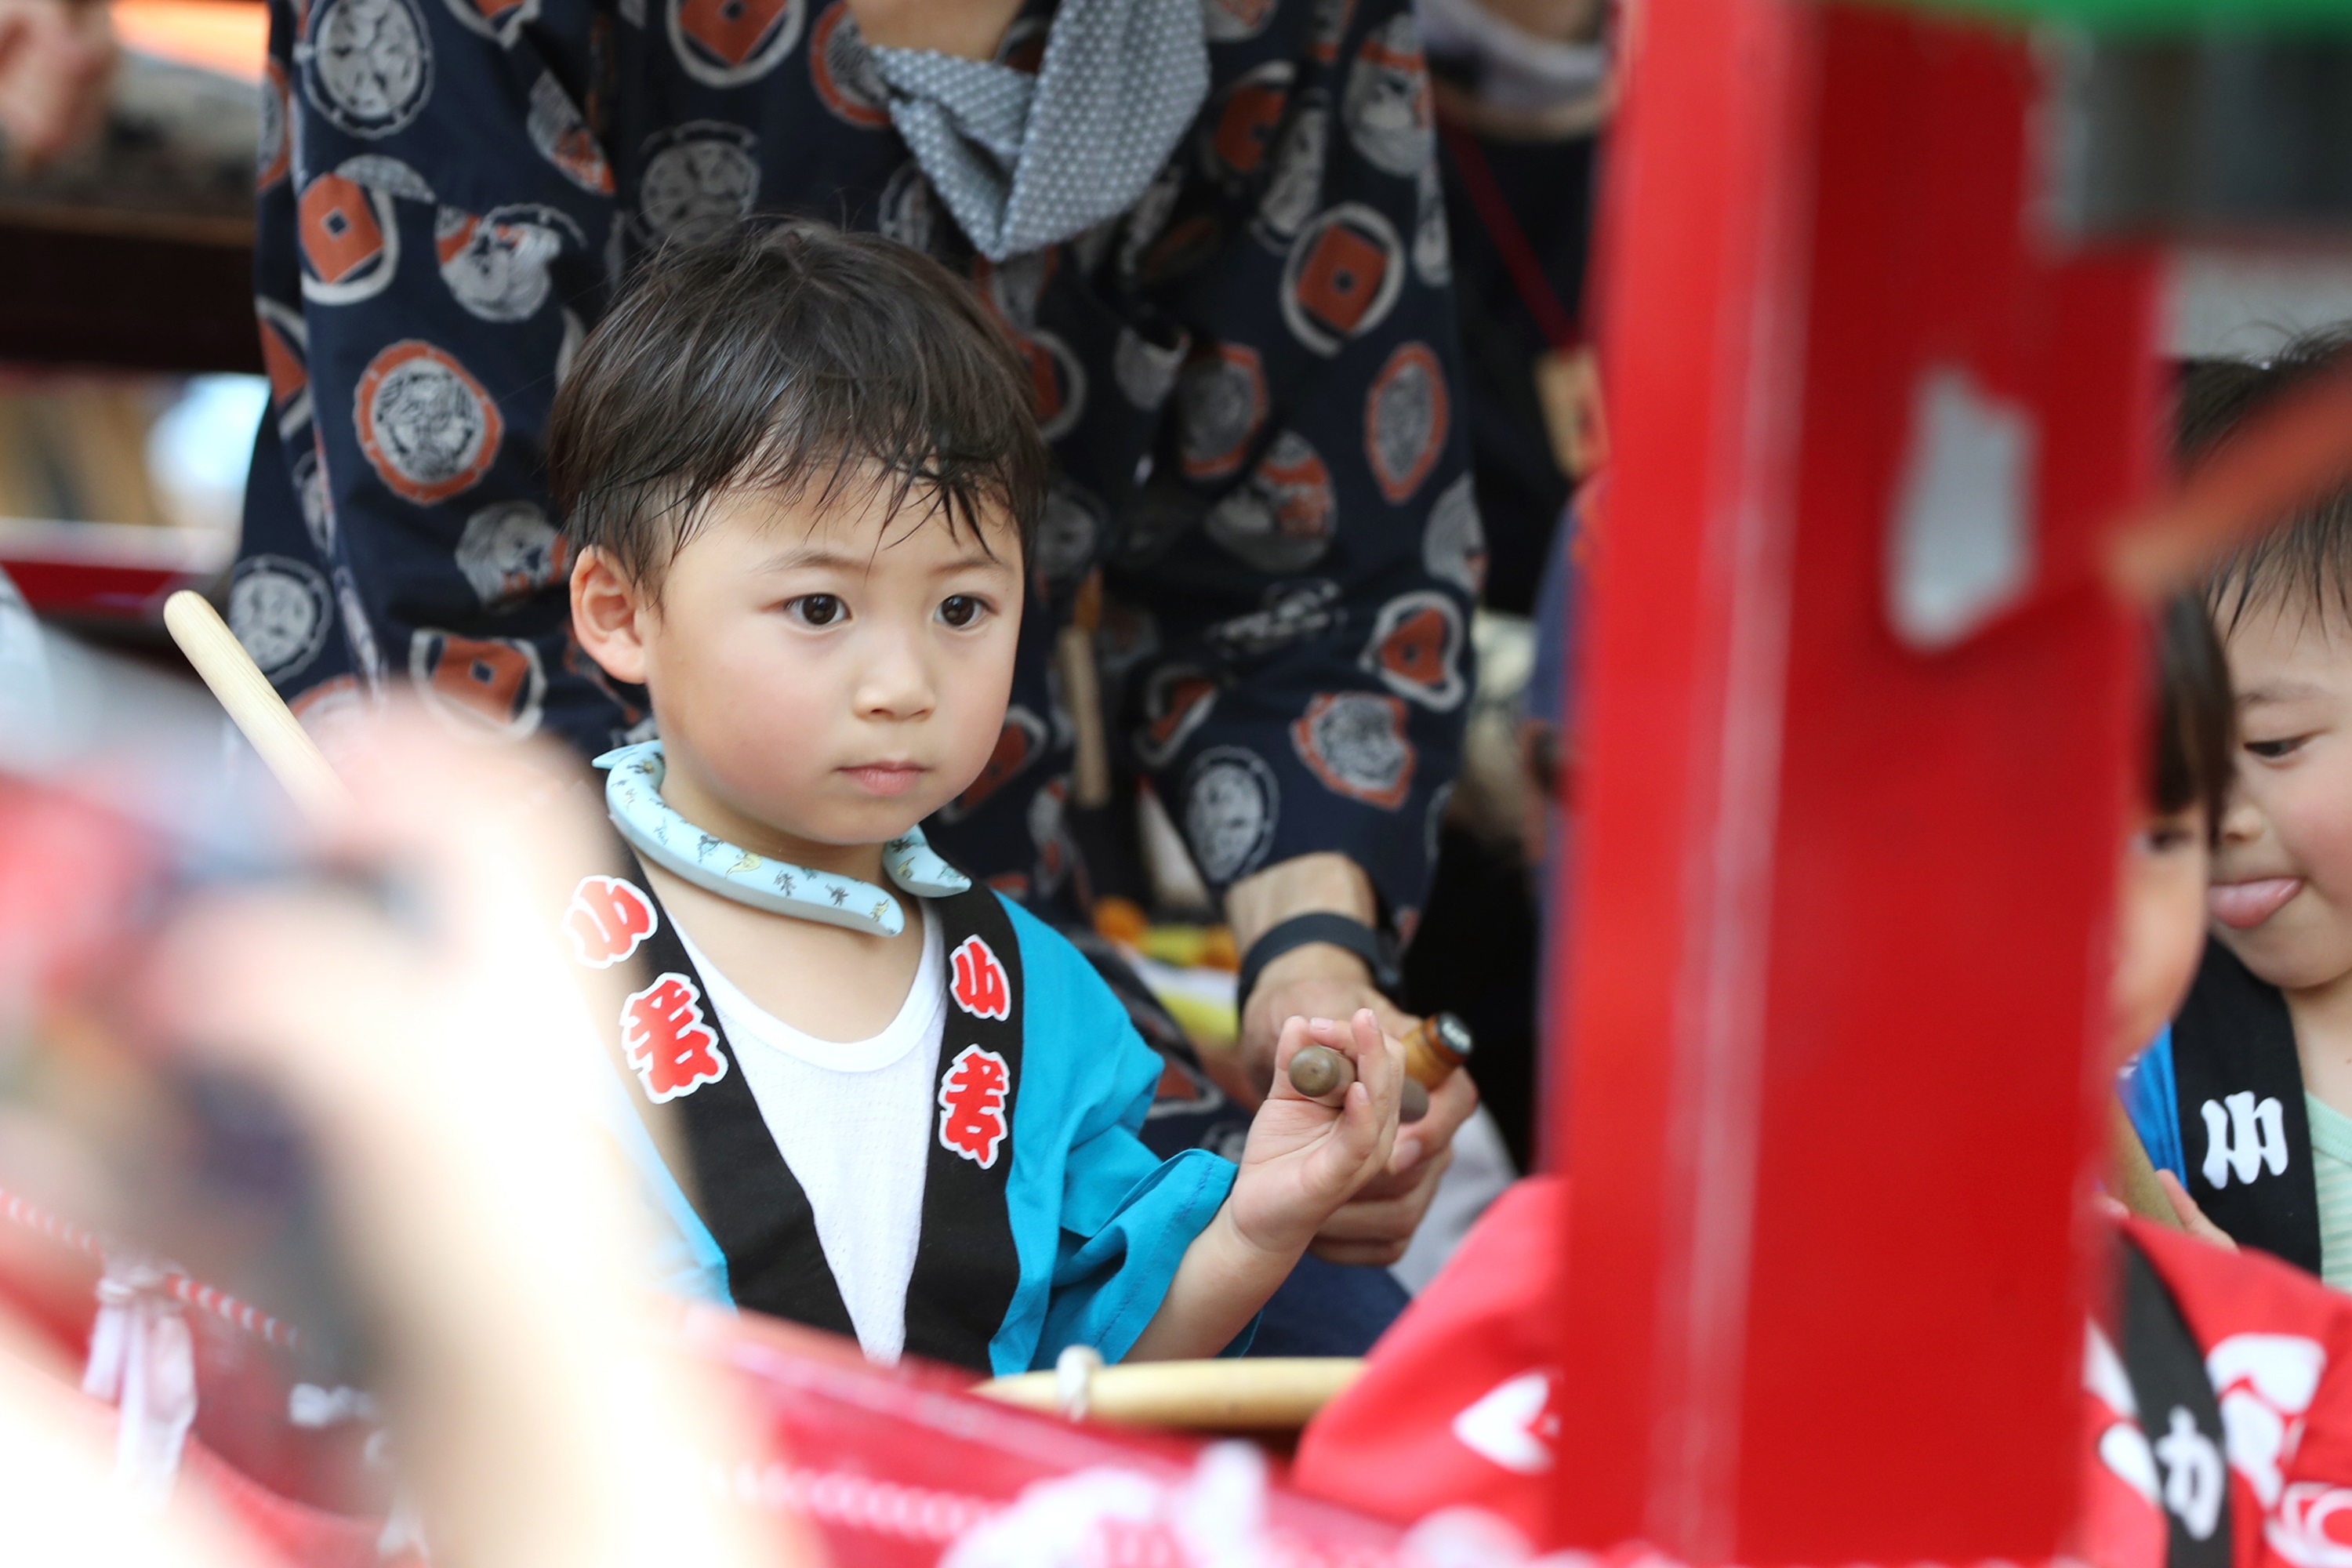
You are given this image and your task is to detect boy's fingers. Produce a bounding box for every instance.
[2156,1170,2240,1250]
[1332,1014,1399,1171]
[1336,1080,1377,1151]
[1311,1081,1383,1187]
[1329,1008,1394,1100]
[1357,1008,1406,1135]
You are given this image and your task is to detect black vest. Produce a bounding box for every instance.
[2117,1232,2234,1568]
[2170,940,2320,1276]
[557,837,1026,1371]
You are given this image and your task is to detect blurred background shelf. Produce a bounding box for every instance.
[0,0,261,638]
[0,0,259,372]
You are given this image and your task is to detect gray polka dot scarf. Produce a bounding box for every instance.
[869,0,1209,263]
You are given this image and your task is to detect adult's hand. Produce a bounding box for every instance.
[0,0,113,173]
[1227,851,1482,1265]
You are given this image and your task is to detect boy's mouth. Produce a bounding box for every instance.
[840,763,927,797]
[2210,877,2303,931]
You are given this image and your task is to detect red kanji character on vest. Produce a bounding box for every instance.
[564,875,657,967]
[938,1044,1011,1168]
[949,935,1011,1021]
[619,974,726,1102]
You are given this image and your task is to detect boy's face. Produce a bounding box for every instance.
[574,480,1023,855]
[2210,595,2352,993]
[2111,804,2211,1064]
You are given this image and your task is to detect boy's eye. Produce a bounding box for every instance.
[2136,808,2201,860]
[786,594,848,627]
[938,595,987,629]
[2132,808,2206,858]
[2247,735,2308,760]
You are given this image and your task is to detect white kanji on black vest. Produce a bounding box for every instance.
[2201,1091,2290,1189]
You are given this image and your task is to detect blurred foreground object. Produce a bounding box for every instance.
[0,560,224,781]
[0,709,1449,1565]
[1535,0,2352,1555]
[1539,0,2183,1555]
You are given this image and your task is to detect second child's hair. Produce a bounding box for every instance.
[2178,329,2352,637]
[2153,593,2234,838]
[548,221,1049,594]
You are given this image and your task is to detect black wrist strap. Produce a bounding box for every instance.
[1236,913,1399,1007]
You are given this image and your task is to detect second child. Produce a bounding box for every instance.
[2125,336,2352,1284]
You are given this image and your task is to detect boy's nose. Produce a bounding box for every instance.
[2219,789,2263,846]
[853,635,937,719]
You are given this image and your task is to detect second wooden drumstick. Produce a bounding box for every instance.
[1284,1012,1475,1123]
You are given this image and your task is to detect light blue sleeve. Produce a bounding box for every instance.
[2118,1025,2185,1181]
[992,901,1243,1371]
[1041,1138,1240,1367]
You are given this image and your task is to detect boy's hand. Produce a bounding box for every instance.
[2156,1170,2241,1251]
[1225,1010,1404,1259]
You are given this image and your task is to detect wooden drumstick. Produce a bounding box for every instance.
[975,1356,1363,1429]
[2111,1102,2183,1230]
[1286,1042,1354,1098]
[164,590,352,826]
[1284,1012,1474,1122]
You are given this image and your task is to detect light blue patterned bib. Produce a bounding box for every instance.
[593,741,969,937]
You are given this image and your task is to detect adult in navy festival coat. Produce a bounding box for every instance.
[238,0,1481,1335]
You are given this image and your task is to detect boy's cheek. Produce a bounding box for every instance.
[2273,753,2352,896]
[2226,766,2352,989]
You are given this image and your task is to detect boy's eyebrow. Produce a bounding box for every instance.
[755,545,869,572]
[753,543,1016,574]
[2239,679,2333,706]
[930,547,1015,574]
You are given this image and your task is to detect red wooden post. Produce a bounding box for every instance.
[1550,2,2162,1560]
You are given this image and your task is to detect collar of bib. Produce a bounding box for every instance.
[593,741,970,937]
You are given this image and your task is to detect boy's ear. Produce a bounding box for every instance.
[570,546,652,686]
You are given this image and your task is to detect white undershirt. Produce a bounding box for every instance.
[673,905,943,1363]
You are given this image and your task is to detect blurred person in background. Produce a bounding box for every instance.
[0,0,114,172]
[1418,0,1607,615]
[238,0,1480,1348]
[1397,0,1608,1172]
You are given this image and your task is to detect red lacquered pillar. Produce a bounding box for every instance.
[1549,2,2162,1561]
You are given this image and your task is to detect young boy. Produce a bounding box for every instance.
[543,223,1406,1374]
[2123,336,2352,1285]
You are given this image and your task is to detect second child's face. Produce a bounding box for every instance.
[2112,805,2212,1063]
[2211,596,2352,993]
[591,481,1023,856]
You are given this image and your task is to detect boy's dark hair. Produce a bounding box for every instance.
[2152,592,2234,837]
[549,221,1049,593]
[2178,328,2352,637]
